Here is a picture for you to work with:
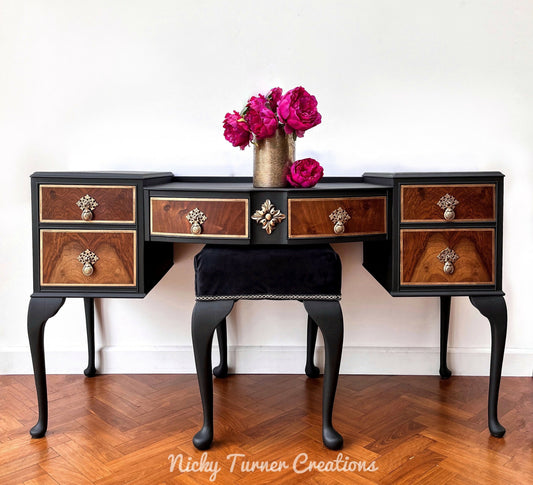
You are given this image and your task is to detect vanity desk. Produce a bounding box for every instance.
[28,171,507,438]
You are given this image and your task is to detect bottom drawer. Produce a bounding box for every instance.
[40,230,136,286]
[400,229,495,286]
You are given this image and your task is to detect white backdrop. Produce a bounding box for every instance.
[1,0,532,375]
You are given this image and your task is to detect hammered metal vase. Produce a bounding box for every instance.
[253,128,295,187]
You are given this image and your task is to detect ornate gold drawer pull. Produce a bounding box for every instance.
[329,207,351,234]
[251,199,285,235]
[78,249,99,276]
[186,208,207,235]
[437,194,459,221]
[76,194,99,221]
[437,247,459,274]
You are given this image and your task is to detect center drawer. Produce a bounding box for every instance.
[288,196,387,239]
[150,197,249,238]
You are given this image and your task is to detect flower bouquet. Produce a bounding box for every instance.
[223,86,324,187]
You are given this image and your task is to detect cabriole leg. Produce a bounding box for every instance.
[27,296,65,438]
[469,295,507,438]
[84,297,97,377]
[303,300,344,450]
[439,295,452,379]
[192,300,234,450]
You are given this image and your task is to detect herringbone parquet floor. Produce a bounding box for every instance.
[0,373,531,484]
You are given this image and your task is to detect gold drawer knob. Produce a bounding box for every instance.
[78,249,99,277]
[437,194,459,221]
[329,207,351,235]
[186,208,207,235]
[76,194,99,221]
[251,199,285,235]
[437,247,459,274]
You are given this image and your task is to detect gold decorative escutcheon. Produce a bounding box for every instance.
[437,194,459,221]
[77,249,99,277]
[251,199,285,235]
[329,207,351,234]
[186,208,207,235]
[437,247,459,274]
[76,194,99,221]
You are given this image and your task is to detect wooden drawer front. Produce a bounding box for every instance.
[40,230,136,286]
[288,197,387,238]
[40,185,136,223]
[400,229,494,286]
[150,198,249,238]
[401,184,495,222]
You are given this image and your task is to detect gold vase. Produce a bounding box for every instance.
[253,128,295,187]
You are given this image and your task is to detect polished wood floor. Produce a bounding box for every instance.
[0,373,531,484]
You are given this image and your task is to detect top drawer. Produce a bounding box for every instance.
[40,185,136,223]
[401,184,495,223]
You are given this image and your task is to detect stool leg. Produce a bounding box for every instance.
[304,300,344,450]
[305,316,320,378]
[192,300,234,450]
[213,318,228,378]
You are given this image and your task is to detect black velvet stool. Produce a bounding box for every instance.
[191,244,344,450]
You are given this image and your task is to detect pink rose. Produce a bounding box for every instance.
[244,95,278,140]
[277,87,322,137]
[287,158,324,188]
[223,111,251,150]
[267,87,283,112]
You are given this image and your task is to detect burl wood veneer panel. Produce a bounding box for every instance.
[400,229,494,285]
[401,184,495,222]
[288,197,387,238]
[40,230,136,286]
[150,198,249,238]
[40,185,136,223]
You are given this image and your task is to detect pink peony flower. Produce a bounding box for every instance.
[247,94,267,112]
[286,158,324,188]
[245,95,278,140]
[223,110,251,150]
[267,87,283,112]
[277,87,322,137]
[246,108,278,140]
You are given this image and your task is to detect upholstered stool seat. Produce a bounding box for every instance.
[191,244,344,450]
[195,244,342,301]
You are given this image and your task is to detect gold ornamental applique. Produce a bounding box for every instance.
[251,199,286,235]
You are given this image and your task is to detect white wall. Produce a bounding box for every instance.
[1,0,532,376]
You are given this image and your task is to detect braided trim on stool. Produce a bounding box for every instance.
[196,294,341,301]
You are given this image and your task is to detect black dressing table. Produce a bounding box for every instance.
[28,171,507,438]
